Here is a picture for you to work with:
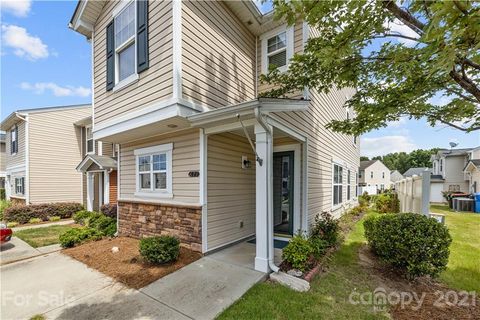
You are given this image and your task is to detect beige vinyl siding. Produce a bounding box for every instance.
[0,143,6,172]
[207,133,256,250]
[8,170,26,198]
[93,0,173,127]
[28,107,90,204]
[181,0,256,109]
[269,86,359,223]
[257,21,304,96]
[120,129,200,203]
[444,156,469,192]
[5,121,26,169]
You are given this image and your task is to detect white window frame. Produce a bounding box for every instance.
[370,171,374,179]
[15,177,24,195]
[261,24,294,74]
[347,169,351,201]
[10,125,18,155]
[85,125,95,155]
[134,143,173,198]
[112,0,139,92]
[332,163,343,208]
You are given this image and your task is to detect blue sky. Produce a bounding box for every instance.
[1,0,478,157]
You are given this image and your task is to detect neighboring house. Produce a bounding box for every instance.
[390,170,403,184]
[0,105,91,205]
[431,148,474,197]
[69,0,359,273]
[464,158,480,194]
[403,167,431,178]
[358,160,391,191]
[0,132,6,189]
[75,116,119,211]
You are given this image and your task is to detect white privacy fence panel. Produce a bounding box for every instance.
[358,186,377,196]
[394,171,430,215]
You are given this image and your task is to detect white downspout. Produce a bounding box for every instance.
[255,108,279,273]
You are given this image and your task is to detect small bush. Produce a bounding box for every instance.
[309,236,328,259]
[282,233,314,271]
[73,210,116,236]
[349,205,366,217]
[0,188,5,200]
[140,236,180,264]
[48,216,61,222]
[310,212,340,247]
[7,221,18,228]
[28,218,42,224]
[100,204,117,218]
[73,210,94,225]
[364,213,452,279]
[4,202,83,224]
[59,227,103,248]
[0,199,11,221]
[374,193,400,213]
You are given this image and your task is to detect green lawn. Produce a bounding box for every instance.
[430,204,480,292]
[218,211,389,320]
[14,225,77,248]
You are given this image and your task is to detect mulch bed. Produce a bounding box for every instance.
[63,237,202,289]
[358,246,480,320]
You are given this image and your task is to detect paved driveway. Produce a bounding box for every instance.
[1,243,266,320]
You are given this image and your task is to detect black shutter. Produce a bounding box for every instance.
[10,129,13,154]
[15,125,18,153]
[137,0,149,73]
[106,20,115,91]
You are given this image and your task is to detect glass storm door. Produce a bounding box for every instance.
[273,151,294,236]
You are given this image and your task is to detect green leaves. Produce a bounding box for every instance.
[263,0,480,133]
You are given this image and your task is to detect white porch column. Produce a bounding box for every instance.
[254,123,272,273]
[104,170,110,205]
[86,172,94,211]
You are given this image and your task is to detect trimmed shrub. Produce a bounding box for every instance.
[0,188,5,200]
[0,200,11,221]
[73,210,116,236]
[100,204,117,218]
[349,205,366,217]
[310,212,340,247]
[282,233,314,271]
[7,222,18,228]
[309,236,328,259]
[364,213,452,279]
[358,195,369,208]
[140,236,180,264]
[49,216,61,222]
[374,193,400,213]
[28,218,42,224]
[3,202,83,224]
[59,227,103,248]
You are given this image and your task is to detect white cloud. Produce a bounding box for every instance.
[20,82,91,97]
[361,135,417,157]
[1,0,31,17]
[387,117,407,128]
[383,18,420,47]
[1,24,49,60]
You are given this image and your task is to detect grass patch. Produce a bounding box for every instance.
[430,204,480,292]
[219,211,388,320]
[14,225,78,248]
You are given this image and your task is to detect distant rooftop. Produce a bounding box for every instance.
[359,160,378,170]
[436,148,475,157]
[403,167,431,177]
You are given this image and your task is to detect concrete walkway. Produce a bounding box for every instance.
[0,237,61,265]
[1,243,268,320]
[12,219,75,231]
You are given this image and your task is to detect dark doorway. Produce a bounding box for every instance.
[273,151,294,236]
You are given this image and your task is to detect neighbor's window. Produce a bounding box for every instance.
[347,169,351,200]
[10,125,18,154]
[355,172,358,197]
[440,159,443,172]
[115,1,136,83]
[135,143,172,196]
[86,126,94,154]
[382,172,385,179]
[15,177,24,195]
[370,171,374,179]
[333,164,343,206]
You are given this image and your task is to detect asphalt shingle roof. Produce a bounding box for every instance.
[403,167,431,177]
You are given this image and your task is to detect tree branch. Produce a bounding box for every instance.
[402,113,480,132]
[382,0,426,33]
[370,33,422,43]
[449,68,480,102]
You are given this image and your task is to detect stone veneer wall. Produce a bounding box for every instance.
[118,200,202,252]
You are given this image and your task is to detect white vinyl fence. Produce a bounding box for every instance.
[358,185,377,196]
[394,171,430,215]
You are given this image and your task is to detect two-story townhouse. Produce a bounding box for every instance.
[358,160,391,191]
[390,170,403,184]
[431,148,474,199]
[0,132,6,189]
[69,0,360,273]
[0,105,91,205]
[462,146,480,194]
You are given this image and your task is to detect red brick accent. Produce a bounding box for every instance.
[118,200,202,252]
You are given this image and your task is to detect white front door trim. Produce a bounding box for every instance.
[87,172,94,211]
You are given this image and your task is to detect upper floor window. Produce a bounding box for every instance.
[86,126,94,154]
[134,143,173,197]
[382,172,385,179]
[115,1,136,83]
[10,125,18,155]
[440,159,443,172]
[333,164,343,206]
[261,25,293,74]
[370,171,374,179]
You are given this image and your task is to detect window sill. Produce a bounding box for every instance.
[134,191,173,199]
[331,204,343,211]
[113,73,139,93]
[10,195,26,199]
